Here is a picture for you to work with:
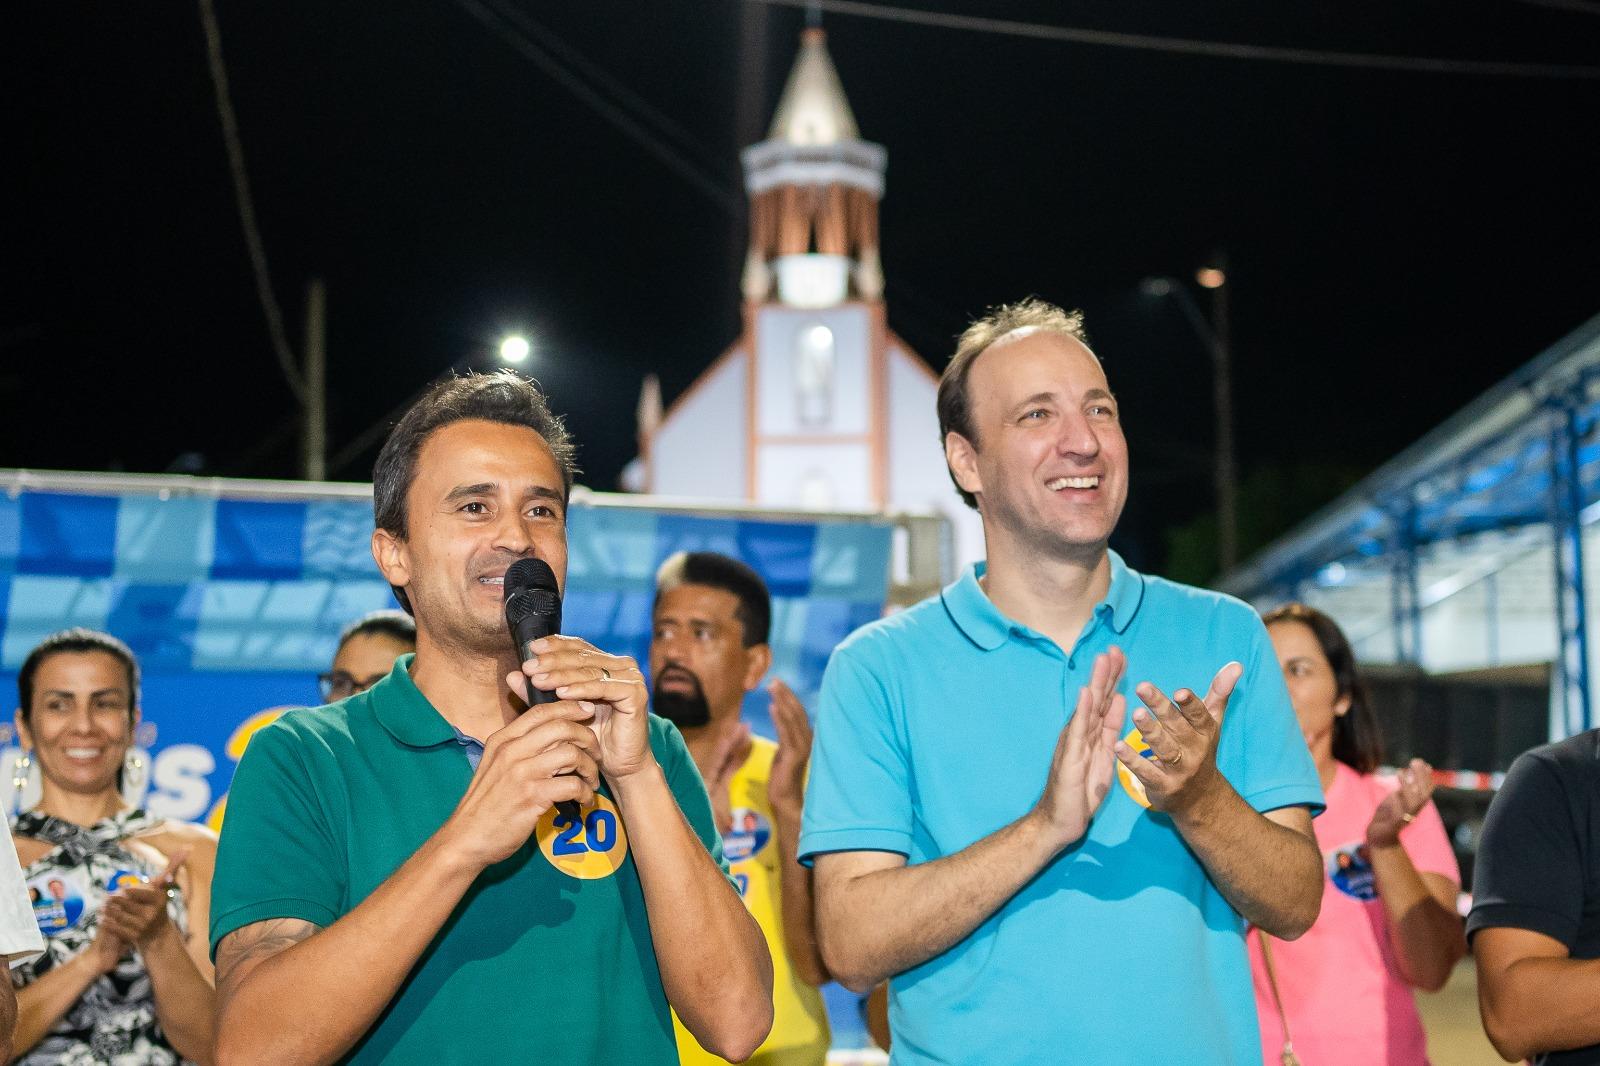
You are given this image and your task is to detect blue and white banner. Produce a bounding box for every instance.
[0,486,894,829]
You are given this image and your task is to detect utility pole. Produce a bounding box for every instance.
[1142,254,1238,577]
[1204,253,1237,573]
[301,277,327,481]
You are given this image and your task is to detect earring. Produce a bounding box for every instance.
[11,750,38,815]
[120,749,150,809]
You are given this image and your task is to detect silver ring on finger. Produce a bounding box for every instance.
[599,666,612,681]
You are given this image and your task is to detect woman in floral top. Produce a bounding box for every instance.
[9,629,217,1065]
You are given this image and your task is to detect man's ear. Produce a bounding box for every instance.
[743,643,774,694]
[372,528,412,598]
[945,432,983,500]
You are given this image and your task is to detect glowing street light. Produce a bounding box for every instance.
[1195,266,1227,290]
[499,335,531,364]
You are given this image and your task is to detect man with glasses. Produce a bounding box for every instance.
[319,611,416,703]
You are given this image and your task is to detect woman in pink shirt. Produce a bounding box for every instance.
[1250,603,1466,1065]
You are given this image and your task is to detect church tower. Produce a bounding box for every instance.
[641,28,982,565]
[740,27,885,310]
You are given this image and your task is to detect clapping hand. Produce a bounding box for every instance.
[1115,662,1242,814]
[766,679,813,822]
[1033,647,1127,851]
[1367,758,1434,848]
[99,848,189,948]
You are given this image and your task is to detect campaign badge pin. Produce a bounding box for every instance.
[722,808,771,863]
[536,794,630,880]
[29,873,86,934]
[1327,842,1378,901]
[106,870,144,894]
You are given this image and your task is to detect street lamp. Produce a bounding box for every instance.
[1142,254,1237,574]
[499,334,532,364]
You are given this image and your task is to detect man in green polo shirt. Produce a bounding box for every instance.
[209,371,774,1064]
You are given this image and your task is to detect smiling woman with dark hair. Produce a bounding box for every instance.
[9,628,218,1066]
[1249,604,1466,1066]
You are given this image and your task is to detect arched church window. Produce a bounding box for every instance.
[795,322,835,428]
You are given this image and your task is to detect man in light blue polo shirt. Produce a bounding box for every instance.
[801,299,1325,1064]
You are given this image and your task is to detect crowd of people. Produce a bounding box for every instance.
[0,299,1589,1064]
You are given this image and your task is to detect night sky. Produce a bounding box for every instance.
[6,2,1598,577]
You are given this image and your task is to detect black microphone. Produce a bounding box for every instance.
[503,557,580,822]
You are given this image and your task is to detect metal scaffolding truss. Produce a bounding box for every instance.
[1221,311,1600,740]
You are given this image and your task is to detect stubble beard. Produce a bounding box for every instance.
[410,581,516,662]
[984,485,1114,570]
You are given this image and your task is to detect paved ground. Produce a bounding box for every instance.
[1419,958,1506,1065]
[822,956,1506,1064]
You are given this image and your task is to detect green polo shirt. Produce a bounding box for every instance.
[210,654,728,1064]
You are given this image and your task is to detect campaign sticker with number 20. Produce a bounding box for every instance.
[536,794,630,880]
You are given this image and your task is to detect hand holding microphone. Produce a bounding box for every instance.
[444,701,601,870]
[502,558,656,789]
[503,558,581,821]
[431,559,605,870]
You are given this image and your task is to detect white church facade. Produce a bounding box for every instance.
[635,28,983,569]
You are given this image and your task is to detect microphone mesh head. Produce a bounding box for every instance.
[506,587,560,624]
[504,557,560,625]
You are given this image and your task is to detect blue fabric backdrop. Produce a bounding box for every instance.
[0,489,893,830]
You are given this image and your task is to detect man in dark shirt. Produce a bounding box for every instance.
[1469,728,1600,1064]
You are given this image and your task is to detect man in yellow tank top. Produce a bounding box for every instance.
[651,552,831,1066]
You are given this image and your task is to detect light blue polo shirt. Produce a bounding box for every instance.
[799,553,1323,1065]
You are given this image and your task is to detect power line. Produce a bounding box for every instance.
[196,0,307,403]
[473,0,728,169]
[452,0,743,214]
[449,1,961,347]
[748,0,1600,80]
[1510,0,1600,16]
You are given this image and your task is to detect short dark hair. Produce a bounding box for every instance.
[1262,603,1384,774]
[654,551,771,647]
[336,609,417,653]
[373,370,579,539]
[17,628,140,722]
[372,371,579,612]
[936,298,1091,509]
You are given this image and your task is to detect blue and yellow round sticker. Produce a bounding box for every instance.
[721,808,771,863]
[1327,842,1378,900]
[28,873,86,934]
[536,795,630,880]
[1116,726,1159,809]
